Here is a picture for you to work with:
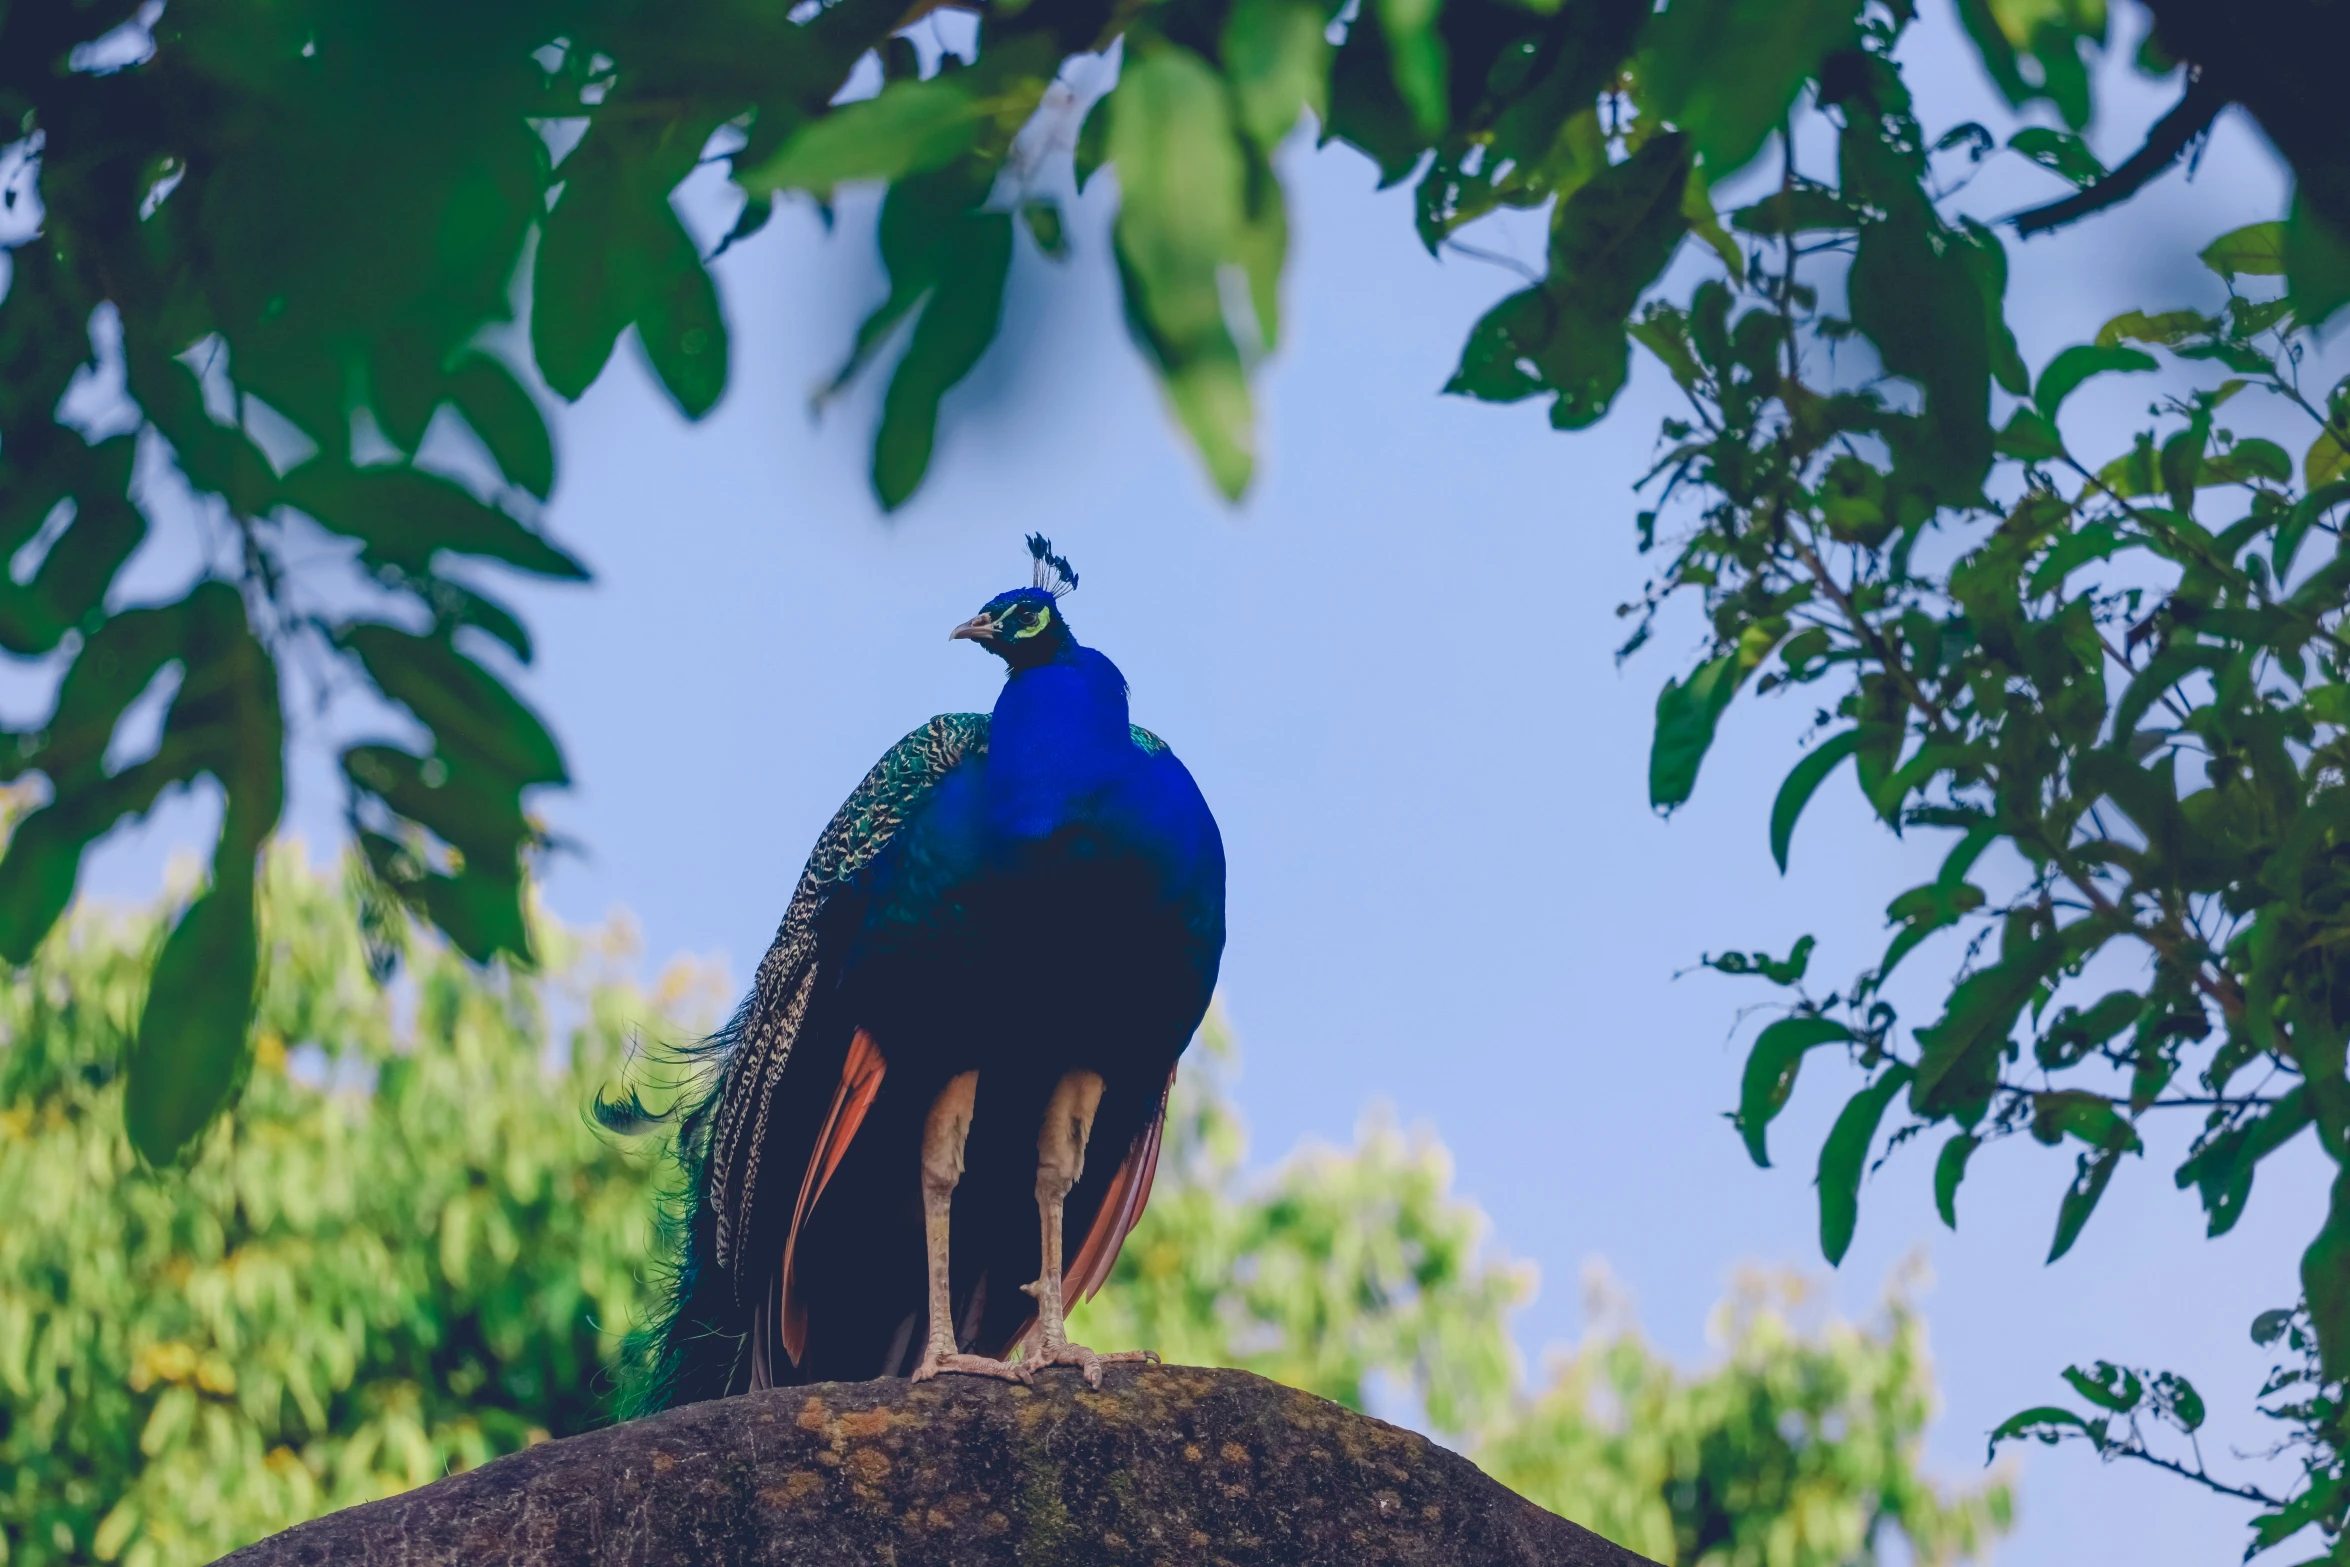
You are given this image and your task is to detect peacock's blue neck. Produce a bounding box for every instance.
[985,645,1131,839]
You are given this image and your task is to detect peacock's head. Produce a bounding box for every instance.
[950,535,1079,672]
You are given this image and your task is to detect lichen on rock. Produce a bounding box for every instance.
[222,1365,1652,1567]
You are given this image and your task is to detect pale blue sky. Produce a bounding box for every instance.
[50,4,2340,1561]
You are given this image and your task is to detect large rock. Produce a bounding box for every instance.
[222,1365,1651,1566]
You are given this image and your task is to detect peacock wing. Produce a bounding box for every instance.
[702,712,990,1280]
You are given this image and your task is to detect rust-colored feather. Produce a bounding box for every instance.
[778,1027,888,1367]
[703,713,989,1281]
[1065,1071,1174,1305]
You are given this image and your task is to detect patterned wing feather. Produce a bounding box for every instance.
[702,712,990,1276]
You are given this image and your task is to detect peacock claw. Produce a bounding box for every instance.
[1035,1343,1160,1388]
[912,1350,1031,1385]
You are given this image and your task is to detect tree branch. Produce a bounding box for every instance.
[2012,73,2227,239]
[2107,1439,2287,1509]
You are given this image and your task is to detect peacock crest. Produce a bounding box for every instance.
[1027,534,1078,598]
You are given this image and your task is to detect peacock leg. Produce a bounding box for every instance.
[910,1071,1028,1385]
[1025,1069,1161,1387]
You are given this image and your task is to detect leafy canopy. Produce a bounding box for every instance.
[0,846,696,1567]
[1600,10,2350,1558]
[4,0,2346,1163]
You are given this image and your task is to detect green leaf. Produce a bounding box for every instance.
[1849,671,1907,823]
[1076,91,1111,191]
[2096,432,2160,497]
[2250,1469,2350,1552]
[1994,407,2063,461]
[1911,946,2061,1119]
[1641,0,1857,181]
[1987,1405,2107,1460]
[636,208,729,420]
[280,465,586,580]
[446,356,555,500]
[1372,0,1448,138]
[2025,521,2122,597]
[532,110,725,406]
[1110,40,1283,499]
[1628,313,1701,392]
[1729,186,1861,236]
[1933,1132,1977,1228]
[2293,1169,2350,1381]
[117,590,284,1163]
[1953,0,2103,127]
[873,210,1014,509]
[342,744,531,866]
[2008,126,2103,188]
[2049,1139,2128,1261]
[338,625,567,787]
[1448,131,1693,429]
[2034,989,2142,1070]
[2110,643,2227,751]
[2177,1087,2314,1237]
[0,585,275,965]
[2094,308,2212,348]
[2201,221,2289,282]
[0,435,145,657]
[1817,1064,1912,1266]
[2287,197,2350,325]
[1844,121,1995,499]
[2060,1361,2143,1413]
[739,78,986,197]
[1734,1015,1854,1167]
[2030,1089,2140,1153]
[2152,1371,2205,1433]
[2034,343,2158,419]
[1705,934,1815,985]
[1649,650,1741,812]
[1325,0,1430,187]
[416,858,532,964]
[1372,0,1438,136]
[532,129,642,401]
[355,827,530,966]
[1770,729,1857,871]
[1680,165,1743,275]
[1221,0,1330,150]
[2205,436,2291,486]
[2306,430,2349,490]
[1020,199,1067,259]
[1877,874,1987,984]
[370,335,445,454]
[124,868,260,1165]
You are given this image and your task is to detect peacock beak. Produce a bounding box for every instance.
[949,612,997,643]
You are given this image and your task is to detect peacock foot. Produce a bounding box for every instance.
[912,1350,1031,1385]
[1032,1342,1160,1389]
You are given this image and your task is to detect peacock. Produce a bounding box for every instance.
[617,535,1225,1409]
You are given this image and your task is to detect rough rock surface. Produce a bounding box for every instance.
[221,1365,1652,1566]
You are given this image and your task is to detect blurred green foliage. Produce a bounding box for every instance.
[1480,1269,2011,1567]
[0,848,703,1567]
[3,855,2002,1565]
